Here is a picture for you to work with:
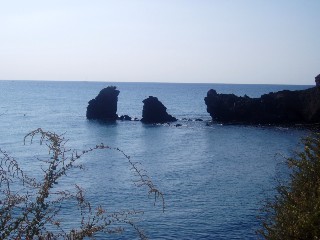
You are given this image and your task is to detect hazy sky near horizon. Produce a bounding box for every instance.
[0,1,319,85]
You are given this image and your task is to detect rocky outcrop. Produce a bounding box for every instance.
[141,96,177,123]
[86,86,119,120]
[204,87,320,124]
[118,115,132,121]
[316,74,320,87]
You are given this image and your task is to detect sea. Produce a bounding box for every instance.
[0,81,313,239]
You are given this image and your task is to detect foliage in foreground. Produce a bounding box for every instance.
[0,128,164,239]
[258,133,320,239]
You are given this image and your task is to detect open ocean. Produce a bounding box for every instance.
[0,81,313,239]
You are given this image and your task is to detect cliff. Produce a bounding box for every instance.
[204,87,320,124]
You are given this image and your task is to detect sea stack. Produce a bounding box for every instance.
[141,96,177,123]
[204,80,320,125]
[86,86,119,120]
[315,74,320,87]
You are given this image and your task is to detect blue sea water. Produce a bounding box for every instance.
[0,81,312,239]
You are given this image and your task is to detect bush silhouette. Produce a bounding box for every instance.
[0,128,164,239]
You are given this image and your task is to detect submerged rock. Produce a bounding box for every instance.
[204,86,320,125]
[86,86,119,120]
[141,96,177,123]
[118,115,132,121]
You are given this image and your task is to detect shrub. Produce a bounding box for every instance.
[0,128,164,239]
[258,133,320,239]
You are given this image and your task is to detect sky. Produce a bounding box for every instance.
[0,1,319,85]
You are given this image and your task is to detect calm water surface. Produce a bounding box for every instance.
[0,81,312,239]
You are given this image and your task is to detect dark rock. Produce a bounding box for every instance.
[204,87,320,124]
[141,96,177,123]
[119,115,132,121]
[133,117,140,121]
[195,118,203,121]
[175,124,182,127]
[316,74,320,87]
[86,86,119,120]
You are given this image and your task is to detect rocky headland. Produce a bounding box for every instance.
[204,77,320,125]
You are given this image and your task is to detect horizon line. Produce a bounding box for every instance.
[0,79,314,86]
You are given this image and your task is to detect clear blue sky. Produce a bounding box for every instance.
[0,0,319,84]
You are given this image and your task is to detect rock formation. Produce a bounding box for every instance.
[315,74,320,87]
[86,86,119,120]
[118,115,132,121]
[204,86,320,125]
[141,96,177,123]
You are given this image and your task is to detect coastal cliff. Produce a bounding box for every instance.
[204,85,320,125]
